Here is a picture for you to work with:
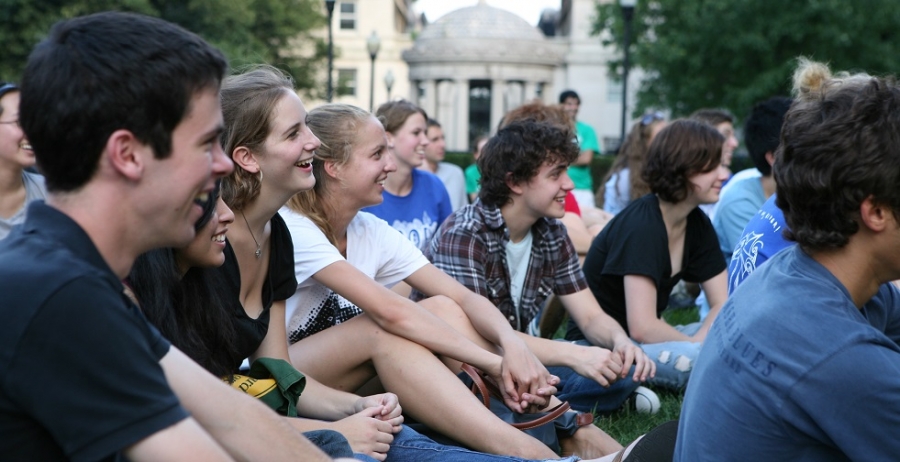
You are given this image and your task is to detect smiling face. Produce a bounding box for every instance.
[176,196,235,272]
[688,162,731,205]
[515,159,574,220]
[336,116,395,209]
[0,91,34,170]
[387,112,428,168]
[141,87,233,248]
[715,121,738,169]
[256,91,320,197]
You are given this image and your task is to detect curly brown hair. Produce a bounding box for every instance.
[642,119,724,203]
[775,58,900,250]
[479,119,579,207]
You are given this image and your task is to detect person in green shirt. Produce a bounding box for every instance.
[465,135,489,203]
[560,90,601,209]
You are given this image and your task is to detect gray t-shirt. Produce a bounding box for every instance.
[0,171,47,241]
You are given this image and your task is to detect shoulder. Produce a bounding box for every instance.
[439,162,464,176]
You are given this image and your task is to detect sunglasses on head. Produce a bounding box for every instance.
[640,111,665,126]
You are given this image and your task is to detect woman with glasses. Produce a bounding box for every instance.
[0,82,46,240]
[597,112,666,215]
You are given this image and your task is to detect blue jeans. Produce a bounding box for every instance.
[387,426,579,462]
[639,322,703,391]
[303,429,355,458]
[546,340,641,414]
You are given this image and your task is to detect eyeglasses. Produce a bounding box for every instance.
[640,111,665,126]
[0,119,19,128]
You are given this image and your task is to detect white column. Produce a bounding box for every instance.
[421,79,437,117]
[524,81,537,104]
[453,80,470,152]
[506,81,524,112]
[490,79,506,132]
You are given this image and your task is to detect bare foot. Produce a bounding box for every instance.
[559,424,623,459]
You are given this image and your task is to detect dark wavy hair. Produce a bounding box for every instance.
[642,119,725,203]
[775,58,900,251]
[478,119,578,207]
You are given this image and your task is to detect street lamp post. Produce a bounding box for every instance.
[325,0,336,102]
[384,69,395,102]
[619,0,636,149]
[367,31,381,112]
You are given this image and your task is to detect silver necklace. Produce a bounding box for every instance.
[240,211,262,259]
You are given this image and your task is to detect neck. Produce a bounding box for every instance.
[319,189,357,242]
[0,165,26,219]
[761,175,776,198]
[384,162,414,196]
[421,159,438,173]
[657,195,694,233]
[0,164,25,192]
[500,200,539,243]
[810,244,882,309]
[47,191,142,279]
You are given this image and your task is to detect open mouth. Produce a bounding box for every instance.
[212,232,226,243]
[194,191,210,207]
[295,157,314,169]
[20,142,32,151]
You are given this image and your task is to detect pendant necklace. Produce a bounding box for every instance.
[240,210,262,259]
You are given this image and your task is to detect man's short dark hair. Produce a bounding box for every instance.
[744,97,792,176]
[20,11,228,193]
[426,118,441,130]
[776,59,900,250]
[643,119,725,203]
[558,90,580,104]
[478,120,578,207]
[689,108,734,127]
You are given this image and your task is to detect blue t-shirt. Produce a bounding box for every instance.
[363,169,452,249]
[677,246,900,461]
[727,194,791,293]
[713,176,766,261]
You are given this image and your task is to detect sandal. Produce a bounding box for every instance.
[611,419,679,462]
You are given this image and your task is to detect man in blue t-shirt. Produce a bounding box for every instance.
[0,12,334,462]
[714,97,791,261]
[677,60,900,461]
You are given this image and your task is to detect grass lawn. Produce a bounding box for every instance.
[556,306,700,444]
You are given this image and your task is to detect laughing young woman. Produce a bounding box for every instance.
[281,103,633,459]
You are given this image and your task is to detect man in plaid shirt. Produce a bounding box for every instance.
[415,120,657,414]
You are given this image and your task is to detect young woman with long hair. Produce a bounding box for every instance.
[280,103,638,458]
[597,113,667,215]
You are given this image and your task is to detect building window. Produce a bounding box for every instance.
[337,69,357,96]
[339,1,356,30]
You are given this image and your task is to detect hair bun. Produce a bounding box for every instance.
[792,57,832,100]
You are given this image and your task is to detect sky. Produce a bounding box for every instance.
[414,0,561,26]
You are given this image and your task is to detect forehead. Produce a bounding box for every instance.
[715,121,734,135]
[0,91,19,112]
[177,87,222,129]
[270,91,305,126]
[563,97,579,105]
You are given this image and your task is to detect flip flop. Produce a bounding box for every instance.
[611,419,679,462]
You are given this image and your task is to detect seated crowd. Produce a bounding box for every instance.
[0,11,891,462]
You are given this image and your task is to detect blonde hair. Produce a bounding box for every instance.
[286,104,374,245]
[220,65,295,211]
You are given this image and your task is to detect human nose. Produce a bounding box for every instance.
[419,132,429,147]
[217,197,235,225]
[211,142,234,178]
[561,171,574,191]
[385,151,398,173]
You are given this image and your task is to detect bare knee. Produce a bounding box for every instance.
[419,295,466,323]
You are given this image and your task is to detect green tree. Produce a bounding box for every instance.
[0,0,328,97]
[594,0,900,120]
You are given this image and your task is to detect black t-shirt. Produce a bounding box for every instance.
[0,202,187,461]
[568,194,726,340]
[216,212,298,371]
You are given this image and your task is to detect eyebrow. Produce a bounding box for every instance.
[281,122,301,138]
[201,125,225,145]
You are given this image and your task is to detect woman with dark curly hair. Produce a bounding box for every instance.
[569,119,729,391]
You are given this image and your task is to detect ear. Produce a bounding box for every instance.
[505,172,524,197]
[105,129,145,182]
[385,131,395,147]
[859,195,889,233]
[765,151,775,167]
[231,146,260,174]
[322,159,341,180]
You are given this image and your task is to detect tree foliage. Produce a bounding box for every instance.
[0,0,328,97]
[594,0,900,120]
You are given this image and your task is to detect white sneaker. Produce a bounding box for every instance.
[631,386,661,415]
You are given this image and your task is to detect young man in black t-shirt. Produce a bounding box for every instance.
[0,12,337,462]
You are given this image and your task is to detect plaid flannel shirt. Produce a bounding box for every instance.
[415,199,587,332]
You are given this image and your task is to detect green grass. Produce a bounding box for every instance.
[554,306,700,444]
